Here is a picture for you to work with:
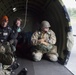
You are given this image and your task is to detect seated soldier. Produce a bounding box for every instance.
[12,17,22,33]
[0,15,19,72]
[0,15,15,65]
[10,17,22,52]
[31,21,58,62]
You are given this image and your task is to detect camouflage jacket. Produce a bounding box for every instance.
[31,29,56,46]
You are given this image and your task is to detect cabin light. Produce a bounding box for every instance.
[13,7,17,12]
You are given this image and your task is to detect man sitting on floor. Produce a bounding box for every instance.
[31,20,58,62]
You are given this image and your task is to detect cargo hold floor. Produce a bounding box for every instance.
[11,58,74,75]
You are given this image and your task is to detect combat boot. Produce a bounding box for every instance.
[17,68,27,75]
[6,62,20,71]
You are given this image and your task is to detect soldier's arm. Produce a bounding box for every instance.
[48,30,56,44]
[41,41,49,46]
[10,26,19,40]
[31,31,39,45]
[7,27,16,44]
[7,27,13,41]
[38,39,49,45]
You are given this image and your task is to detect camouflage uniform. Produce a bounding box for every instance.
[31,21,58,61]
[0,63,11,75]
[0,16,15,65]
[0,16,18,75]
[0,42,14,65]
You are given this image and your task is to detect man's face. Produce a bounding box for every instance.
[42,27,49,32]
[1,20,8,27]
[16,20,21,27]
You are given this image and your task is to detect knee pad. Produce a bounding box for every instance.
[32,52,43,61]
[48,54,58,62]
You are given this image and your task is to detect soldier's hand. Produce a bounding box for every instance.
[38,39,45,43]
[41,42,49,46]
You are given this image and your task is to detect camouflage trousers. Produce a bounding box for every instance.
[0,42,14,65]
[0,63,11,75]
[32,44,54,53]
[0,69,11,75]
[32,44,58,61]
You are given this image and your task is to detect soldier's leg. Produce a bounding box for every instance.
[0,43,15,65]
[46,46,58,61]
[0,63,5,75]
[4,43,19,71]
[0,63,11,75]
[32,51,43,61]
[0,70,5,75]
[0,53,14,65]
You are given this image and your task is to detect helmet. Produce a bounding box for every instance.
[0,15,8,23]
[41,21,51,28]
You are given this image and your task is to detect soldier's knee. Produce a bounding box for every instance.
[51,45,57,53]
[6,57,15,65]
[0,70,5,75]
[32,51,43,61]
[5,56,15,65]
[47,54,58,61]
